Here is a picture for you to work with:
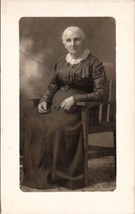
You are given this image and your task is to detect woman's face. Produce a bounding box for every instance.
[63,30,85,58]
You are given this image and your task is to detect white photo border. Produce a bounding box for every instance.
[1,1,135,214]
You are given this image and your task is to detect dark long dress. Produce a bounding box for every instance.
[22,53,108,189]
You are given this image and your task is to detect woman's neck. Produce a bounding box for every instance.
[70,49,85,59]
[66,49,90,65]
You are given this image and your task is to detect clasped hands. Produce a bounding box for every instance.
[38,96,75,113]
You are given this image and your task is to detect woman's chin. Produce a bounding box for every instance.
[70,50,78,54]
[69,51,81,57]
[69,49,84,57]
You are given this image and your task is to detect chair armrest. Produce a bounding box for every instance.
[26,98,40,107]
[25,99,114,109]
[76,101,115,108]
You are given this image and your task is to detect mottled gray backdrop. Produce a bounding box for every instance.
[20,17,116,152]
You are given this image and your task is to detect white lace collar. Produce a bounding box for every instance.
[66,49,90,65]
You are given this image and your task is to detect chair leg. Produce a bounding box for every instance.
[113,131,116,176]
[81,106,89,186]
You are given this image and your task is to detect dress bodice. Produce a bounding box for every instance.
[40,53,108,104]
[54,53,105,91]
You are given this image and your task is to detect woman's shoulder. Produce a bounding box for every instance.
[86,53,104,69]
[87,53,102,63]
[57,54,67,63]
[54,54,67,69]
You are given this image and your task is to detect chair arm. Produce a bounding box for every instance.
[76,101,114,108]
[25,99,114,109]
[25,98,40,107]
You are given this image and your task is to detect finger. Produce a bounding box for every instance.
[63,105,70,111]
[41,103,47,111]
[39,108,46,113]
[38,104,46,113]
[39,108,49,114]
[42,102,47,110]
[44,109,50,113]
[61,101,66,108]
[61,98,68,107]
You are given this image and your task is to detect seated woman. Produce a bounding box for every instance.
[22,26,108,190]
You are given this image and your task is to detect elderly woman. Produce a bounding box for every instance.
[22,26,108,190]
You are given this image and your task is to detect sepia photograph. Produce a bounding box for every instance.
[1,1,134,213]
[19,17,116,192]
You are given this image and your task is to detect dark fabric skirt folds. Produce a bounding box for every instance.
[22,88,85,190]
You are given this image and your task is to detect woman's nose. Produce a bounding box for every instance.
[71,40,75,46]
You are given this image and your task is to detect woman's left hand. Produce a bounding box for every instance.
[61,96,75,110]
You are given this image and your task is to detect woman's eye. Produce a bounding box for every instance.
[74,38,80,42]
[66,39,71,42]
[66,38,80,43]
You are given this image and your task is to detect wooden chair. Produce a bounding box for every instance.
[76,79,116,186]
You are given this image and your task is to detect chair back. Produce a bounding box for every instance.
[89,79,116,133]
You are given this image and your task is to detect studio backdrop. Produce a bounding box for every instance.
[19,17,116,155]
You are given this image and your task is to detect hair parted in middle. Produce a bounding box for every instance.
[62,26,86,44]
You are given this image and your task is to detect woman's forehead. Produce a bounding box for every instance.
[64,29,82,38]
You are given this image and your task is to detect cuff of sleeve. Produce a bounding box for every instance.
[39,98,46,104]
[73,94,90,103]
[39,97,49,104]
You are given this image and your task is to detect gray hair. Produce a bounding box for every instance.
[62,26,86,44]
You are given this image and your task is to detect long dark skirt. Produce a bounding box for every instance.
[22,88,85,189]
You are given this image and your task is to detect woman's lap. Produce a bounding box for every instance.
[22,107,84,189]
[22,88,85,189]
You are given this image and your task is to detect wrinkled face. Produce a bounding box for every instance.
[63,30,85,58]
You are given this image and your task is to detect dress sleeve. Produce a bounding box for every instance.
[73,59,109,102]
[39,64,60,104]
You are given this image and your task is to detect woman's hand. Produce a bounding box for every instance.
[38,101,49,113]
[61,96,75,111]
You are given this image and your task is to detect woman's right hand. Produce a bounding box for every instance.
[38,101,49,113]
